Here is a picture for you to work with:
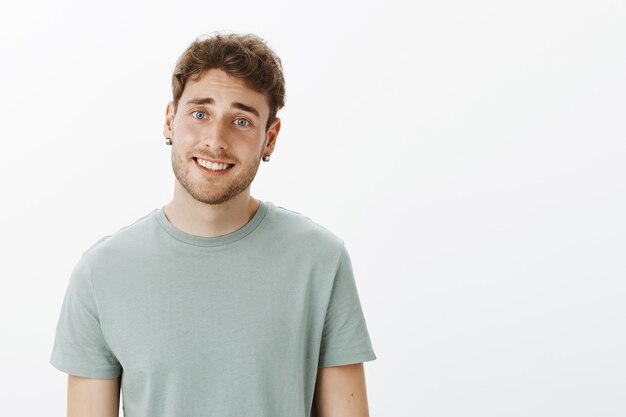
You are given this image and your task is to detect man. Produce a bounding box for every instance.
[50,32,376,417]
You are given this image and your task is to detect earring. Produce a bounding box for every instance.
[165,137,172,145]
[262,154,270,162]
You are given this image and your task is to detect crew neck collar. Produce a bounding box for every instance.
[154,200,269,247]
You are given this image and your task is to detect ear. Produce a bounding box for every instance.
[163,101,175,139]
[263,117,281,155]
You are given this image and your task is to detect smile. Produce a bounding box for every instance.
[195,158,234,171]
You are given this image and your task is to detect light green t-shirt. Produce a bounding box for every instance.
[50,201,376,416]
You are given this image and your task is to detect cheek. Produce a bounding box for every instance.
[230,131,264,150]
[172,123,203,149]
[173,119,195,135]
[247,137,267,158]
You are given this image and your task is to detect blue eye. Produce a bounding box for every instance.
[234,118,250,127]
[192,111,206,119]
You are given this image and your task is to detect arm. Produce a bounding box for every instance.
[314,363,371,417]
[68,375,121,417]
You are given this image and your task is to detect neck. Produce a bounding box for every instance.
[163,182,260,238]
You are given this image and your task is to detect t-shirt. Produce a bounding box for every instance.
[49,200,376,417]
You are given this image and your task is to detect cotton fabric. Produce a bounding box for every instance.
[50,201,376,416]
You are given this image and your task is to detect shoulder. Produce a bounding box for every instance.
[81,208,158,265]
[263,202,345,255]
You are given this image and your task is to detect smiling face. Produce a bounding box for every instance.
[163,69,280,205]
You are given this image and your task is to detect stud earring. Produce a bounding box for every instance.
[165,137,172,145]
[262,154,270,162]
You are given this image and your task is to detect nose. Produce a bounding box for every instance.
[203,118,229,150]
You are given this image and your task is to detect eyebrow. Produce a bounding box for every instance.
[231,102,260,119]
[185,97,260,119]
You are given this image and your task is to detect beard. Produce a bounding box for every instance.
[171,144,262,206]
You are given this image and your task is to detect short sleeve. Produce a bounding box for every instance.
[49,255,122,378]
[318,244,377,367]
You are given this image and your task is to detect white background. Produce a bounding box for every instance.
[1,0,625,416]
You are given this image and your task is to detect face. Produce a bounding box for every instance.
[163,69,280,205]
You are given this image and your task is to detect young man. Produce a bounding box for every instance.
[50,33,376,417]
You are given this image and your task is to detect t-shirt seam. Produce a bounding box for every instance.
[323,241,347,314]
[84,256,119,361]
[321,348,375,357]
[52,351,121,371]
[154,204,269,248]
[319,349,377,366]
[317,241,349,356]
[274,205,338,239]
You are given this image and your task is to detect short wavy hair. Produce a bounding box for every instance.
[171,32,286,131]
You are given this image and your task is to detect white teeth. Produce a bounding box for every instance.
[197,158,231,171]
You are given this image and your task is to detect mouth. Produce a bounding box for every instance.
[193,157,235,175]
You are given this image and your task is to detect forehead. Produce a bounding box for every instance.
[181,69,269,113]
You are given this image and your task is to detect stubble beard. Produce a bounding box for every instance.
[171,146,262,206]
